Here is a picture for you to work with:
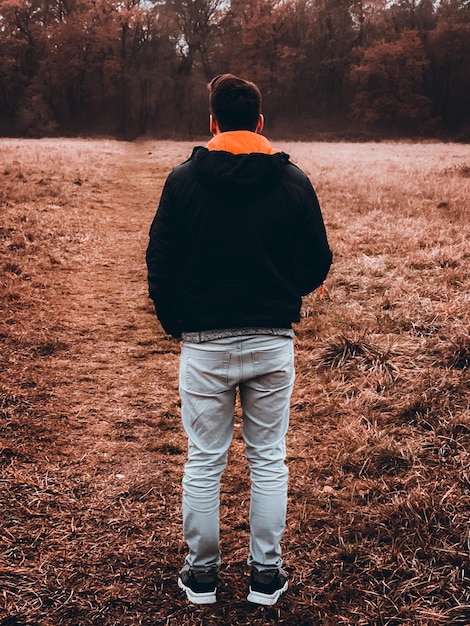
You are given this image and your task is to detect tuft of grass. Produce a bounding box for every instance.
[444,332,470,370]
[313,333,399,379]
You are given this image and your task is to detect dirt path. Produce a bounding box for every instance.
[45,142,188,463]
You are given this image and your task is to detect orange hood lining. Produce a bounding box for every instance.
[207,131,278,155]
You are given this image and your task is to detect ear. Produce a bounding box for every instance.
[255,114,264,134]
[210,115,219,135]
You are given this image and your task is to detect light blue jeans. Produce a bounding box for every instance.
[179,334,295,573]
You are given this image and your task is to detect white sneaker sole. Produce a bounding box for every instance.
[178,577,217,604]
[247,580,288,605]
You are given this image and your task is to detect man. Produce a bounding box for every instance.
[146,74,332,606]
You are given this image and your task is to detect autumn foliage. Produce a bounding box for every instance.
[0,1,469,137]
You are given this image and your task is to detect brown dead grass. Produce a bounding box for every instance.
[1,138,469,625]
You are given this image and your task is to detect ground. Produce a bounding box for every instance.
[1,138,469,625]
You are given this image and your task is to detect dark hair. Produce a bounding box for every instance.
[208,74,262,132]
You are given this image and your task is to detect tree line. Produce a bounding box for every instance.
[1,0,469,139]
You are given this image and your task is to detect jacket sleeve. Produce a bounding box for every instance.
[294,175,333,296]
[146,176,182,339]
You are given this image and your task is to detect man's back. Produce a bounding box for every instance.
[147,138,332,338]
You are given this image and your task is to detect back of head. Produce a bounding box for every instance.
[209,74,262,132]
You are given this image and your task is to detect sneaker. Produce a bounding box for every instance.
[177,564,217,604]
[247,567,288,606]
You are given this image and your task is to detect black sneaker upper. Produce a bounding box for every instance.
[179,567,217,593]
[250,568,288,594]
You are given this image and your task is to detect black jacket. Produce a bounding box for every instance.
[146,145,332,339]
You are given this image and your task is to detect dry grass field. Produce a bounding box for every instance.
[1,138,469,626]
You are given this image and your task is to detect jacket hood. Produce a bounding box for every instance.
[206,130,277,155]
[191,132,289,195]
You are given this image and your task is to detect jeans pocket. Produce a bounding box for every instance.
[181,344,231,395]
[250,340,295,391]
